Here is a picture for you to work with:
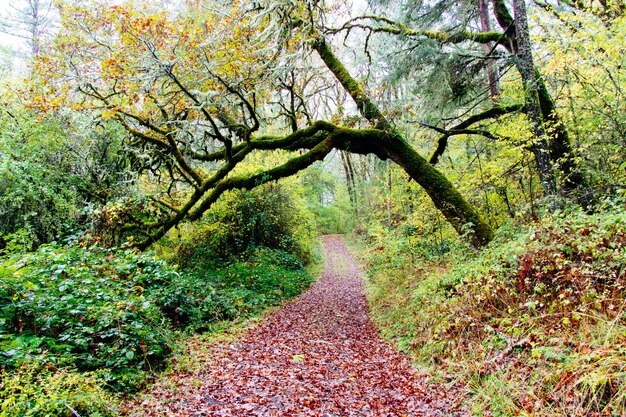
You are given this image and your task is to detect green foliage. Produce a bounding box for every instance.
[0,239,314,397]
[0,363,119,417]
[535,8,626,190]
[174,184,313,266]
[314,204,355,235]
[360,198,626,416]
[159,247,314,332]
[0,244,176,388]
[299,162,355,235]
[0,104,137,253]
[0,155,78,253]
[87,196,167,248]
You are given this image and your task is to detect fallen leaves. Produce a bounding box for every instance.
[123,236,466,416]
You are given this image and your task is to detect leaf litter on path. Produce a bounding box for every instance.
[124,235,467,416]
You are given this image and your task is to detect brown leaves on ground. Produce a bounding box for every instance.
[123,236,466,416]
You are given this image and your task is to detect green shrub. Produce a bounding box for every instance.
[0,363,119,417]
[360,199,626,416]
[0,244,176,387]
[153,247,314,331]
[0,109,136,254]
[0,157,78,253]
[174,185,313,268]
[1,240,314,394]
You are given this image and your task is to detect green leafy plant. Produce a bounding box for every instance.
[0,244,176,389]
[0,362,119,417]
[1,235,314,395]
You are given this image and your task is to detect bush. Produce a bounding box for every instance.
[0,109,136,254]
[0,158,78,253]
[0,363,119,417]
[0,244,176,389]
[174,185,313,268]
[360,199,626,416]
[1,240,314,395]
[153,247,313,331]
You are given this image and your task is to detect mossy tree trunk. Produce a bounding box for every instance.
[313,37,494,247]
[494,0,586,195]
[512,0,558,195]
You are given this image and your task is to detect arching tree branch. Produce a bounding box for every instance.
[330,15,506,46]
[426,103,524,165]
[312,36,494,247]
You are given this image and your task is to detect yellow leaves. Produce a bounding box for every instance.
[101,108,118,120]
[30,0,302,134]
[100,57,121,78]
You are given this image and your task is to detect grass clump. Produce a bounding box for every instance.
[359,200,626,416]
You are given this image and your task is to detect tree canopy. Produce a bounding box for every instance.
[13,0,622,250]
[29,0,500,248]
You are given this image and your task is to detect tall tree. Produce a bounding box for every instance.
[511,0,557,195]
[0,0,56,57]
[343,0,585,195]
[32,0,494,249]
[479,0,501,101]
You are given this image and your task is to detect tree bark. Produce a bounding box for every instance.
[513,0,557,195]
[313,37,494,246]
[494,0,585,195]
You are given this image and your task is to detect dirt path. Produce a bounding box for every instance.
[126,236,465,416]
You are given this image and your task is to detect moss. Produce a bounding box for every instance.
[420,29,504,44]
[313,39,389,131]
[386,138,494,246]
[315,36,494,247]
[188,137,335,222]
[345,20,503,45]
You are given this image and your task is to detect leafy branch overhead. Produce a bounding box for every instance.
[330,14,508,47]
[33,0,494,249]
[330,0,585,195]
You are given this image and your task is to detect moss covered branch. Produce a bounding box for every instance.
[428,103,524,165]
[313,36,494,246]
[332,15,505,45]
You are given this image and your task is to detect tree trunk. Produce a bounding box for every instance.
[479,0,501,101]
[313,37,494,246]
[513,0,557,196]
[384,138,494,246]
[494,0,585,195]
[339,151,358,210]
[535,75,587,192]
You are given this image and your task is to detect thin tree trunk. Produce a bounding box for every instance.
[512,0,557,195]
[479,0,500,101]
[339,150,357,210]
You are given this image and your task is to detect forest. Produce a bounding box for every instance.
[0,0,625,415]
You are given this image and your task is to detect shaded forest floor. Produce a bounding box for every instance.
[123,235,465,416]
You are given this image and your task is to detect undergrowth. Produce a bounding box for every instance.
[358,199,626,416]
[0,242,314,416]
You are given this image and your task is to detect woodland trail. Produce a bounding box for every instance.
[126,235,466,416]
